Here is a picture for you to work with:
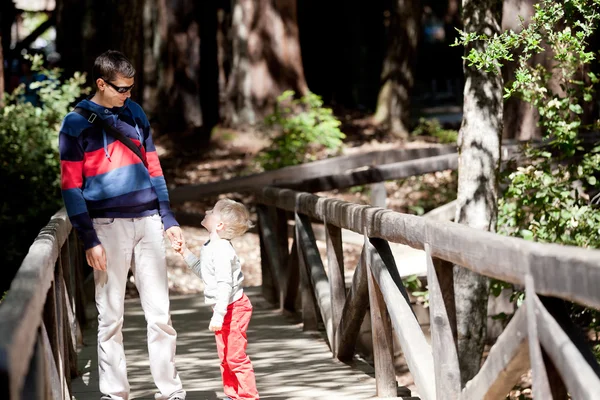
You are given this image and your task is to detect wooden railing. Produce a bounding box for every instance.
[255,186,600,399]
[0,209,87,399]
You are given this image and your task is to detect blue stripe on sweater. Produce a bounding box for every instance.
[150,176,169,201]
[85,187,157,210]
[62,188,88,216]
[83,163,152,201]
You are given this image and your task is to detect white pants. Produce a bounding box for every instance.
[93,214,185,400]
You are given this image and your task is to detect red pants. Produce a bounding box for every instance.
[215,293,259,399]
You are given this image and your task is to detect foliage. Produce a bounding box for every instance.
[0,54,89,288]
[257,90,346,171]
[402,274,429,307]
[411,117,458,144]
[456,0,600,356]
[456,0,600,246]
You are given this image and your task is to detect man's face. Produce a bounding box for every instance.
[101,74,134,107]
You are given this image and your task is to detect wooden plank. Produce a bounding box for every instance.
[284,235,300,312]
[337,249,369,362]
[296,215,320,331]
[369,238,410,305]
[0,209,70,399]
[256,206,283,306]
[462,305,530,400]
[366,239,436,400]
[257,186,600,310]
[525,275,552,399]
[169,145,457,202]
[325,222,345,357]
[295,213,334,348]
[365,234,397,398]
[534,295,600,399]
[425,243,460,399]
[281,153,459,193]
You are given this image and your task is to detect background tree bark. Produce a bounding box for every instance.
[224,0,308,127]
[372,0,421,138]
[454,0,503,386]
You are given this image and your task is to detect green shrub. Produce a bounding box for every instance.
[257,90,346,171]
[0,54,89,290]
[411,118,458,144]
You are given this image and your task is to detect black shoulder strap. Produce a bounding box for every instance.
[73,107,148,168]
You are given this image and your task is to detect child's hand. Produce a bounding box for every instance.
[171,239,185,255]
[209,321,222,332]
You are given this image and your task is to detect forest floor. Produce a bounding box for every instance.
[142,109,533,399]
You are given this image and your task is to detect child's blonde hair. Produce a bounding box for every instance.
[215,198,254,240]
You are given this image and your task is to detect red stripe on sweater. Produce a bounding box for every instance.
[61,160,84,189]
[146,151,163,178]
[83,140,144,177]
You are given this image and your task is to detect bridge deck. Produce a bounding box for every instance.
[71,287,389,400]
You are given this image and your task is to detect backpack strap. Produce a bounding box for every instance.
[73,107,148,168]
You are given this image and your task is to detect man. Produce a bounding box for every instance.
[59,50,185,400]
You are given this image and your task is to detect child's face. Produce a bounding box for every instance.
[202,203,223,233]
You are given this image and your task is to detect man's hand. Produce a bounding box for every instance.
[209,321,222,332]
[86,244,107,271]
[166,226,184,247]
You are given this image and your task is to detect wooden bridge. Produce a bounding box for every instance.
[2,144,600,399]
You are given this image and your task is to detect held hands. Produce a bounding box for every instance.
[166,226,184,247]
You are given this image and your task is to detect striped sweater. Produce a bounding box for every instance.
[59,98,177,250]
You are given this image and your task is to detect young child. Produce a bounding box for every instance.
[172,198,259,400]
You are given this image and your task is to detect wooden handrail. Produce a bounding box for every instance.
[255,184,600,399]
[256,186,600,310]
[0,209,86,399]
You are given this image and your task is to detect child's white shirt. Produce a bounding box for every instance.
[184,238,244,325]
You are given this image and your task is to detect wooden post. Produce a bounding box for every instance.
[325,221,345,356]
[295,213,320,331]
[275,207,290,309]
[257,207,277,304]
[370,181,387,208]
[426,243,460,399]
[71,233,87,332]
[525,275,552,399]
[365,233,397,397]
[337,248,369,362]
[284,234,300,312]
[257,205,283,306]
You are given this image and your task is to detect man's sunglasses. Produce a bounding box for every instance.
[103,79,134,94]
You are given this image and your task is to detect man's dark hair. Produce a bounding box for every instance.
[92,50,135,84]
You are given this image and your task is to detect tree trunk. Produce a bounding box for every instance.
[198,0,220,136]
[454,0,503,386]
[224,0,308,127]
[502,0,543,140]
[372,0,421,138]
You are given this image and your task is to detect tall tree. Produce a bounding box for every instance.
[224,0,308,127]
[454,0,503,385]
[371,0,421,138]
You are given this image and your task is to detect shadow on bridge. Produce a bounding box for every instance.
[71,287,386,400]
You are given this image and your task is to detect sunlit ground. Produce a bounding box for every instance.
[71,287,395,400]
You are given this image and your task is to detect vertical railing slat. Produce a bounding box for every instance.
[325,222,345,356]
[426,243,460,399]
[525,275,553,399]
[365,233,397,397]
[295,213,320,331]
